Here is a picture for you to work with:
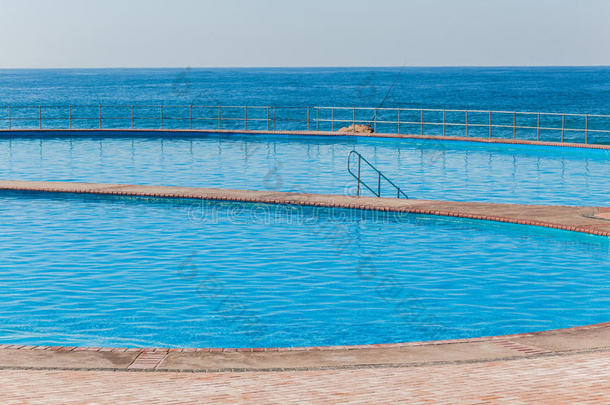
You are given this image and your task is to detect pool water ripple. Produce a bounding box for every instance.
[0,191,608,348]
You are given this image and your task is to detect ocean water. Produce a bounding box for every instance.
[0,191,608,348]
[1,67,610,113]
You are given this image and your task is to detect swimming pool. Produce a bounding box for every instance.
[1,132,609,206]
[0,190,608,348]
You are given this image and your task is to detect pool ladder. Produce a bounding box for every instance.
[347,150,409,199]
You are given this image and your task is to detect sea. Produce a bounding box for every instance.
[0,67,609,114]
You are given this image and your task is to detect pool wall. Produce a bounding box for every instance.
[2,128,610,150]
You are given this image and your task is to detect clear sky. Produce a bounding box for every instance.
[0,0,608,68]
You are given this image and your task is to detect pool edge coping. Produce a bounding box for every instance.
[0,322,608,373]
[1,180,609,236]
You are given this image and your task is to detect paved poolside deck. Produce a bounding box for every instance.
[2,350,610,403]
[1,323,609,403]
[0,180,609,402]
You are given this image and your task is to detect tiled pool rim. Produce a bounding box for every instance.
[0,321,608,372]
[1,180,609,371]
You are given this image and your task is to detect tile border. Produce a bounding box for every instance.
[0,321,606,354]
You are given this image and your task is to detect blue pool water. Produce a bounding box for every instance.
[0,191,608,348]
[1,133,609,206]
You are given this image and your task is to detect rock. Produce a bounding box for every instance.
[337,124,374,134]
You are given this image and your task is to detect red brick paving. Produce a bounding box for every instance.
[1,350,609,404]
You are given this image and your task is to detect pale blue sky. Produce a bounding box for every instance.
[0,0,608,68]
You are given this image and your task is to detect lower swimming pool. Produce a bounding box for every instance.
[0,191,608,348]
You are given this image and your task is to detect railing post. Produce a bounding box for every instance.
[189,105,193,129]
[39,106,42,129]
[273,107,276,131]
[244,106,248,130]
[465,111,468,137]
[8,105,11,129]
[307,107,310,131]
[374,108,377,133]
[377,172,381,197]
[561,114,565,142]
[331,107,334,132]
[513,112,516,139]
[68,105,72,129]
[442,109,445,136]
[266,106,270,131]
[316,107,319,131]
[99,105,102,129]
[537,113,540,141]
[585,114,589,144]
[131,105,134,129]
[352,107,356,133]
[488,111,492,138]
[420,109,423,135]
[397,109,401,134]
[357,155,361,196]
[218,106,221,129]
[160,105,164,129]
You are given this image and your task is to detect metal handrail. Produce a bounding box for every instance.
[1,104,610,144]
[347,150,409,199]
[2,104,610,117]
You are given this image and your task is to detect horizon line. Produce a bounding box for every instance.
[1,65,610,70]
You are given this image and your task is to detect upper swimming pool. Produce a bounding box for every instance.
[0,191,608,348]
[0,132,609,206]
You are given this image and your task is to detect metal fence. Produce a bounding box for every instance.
[1,105,610,144]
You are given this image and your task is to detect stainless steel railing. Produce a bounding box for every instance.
[347,150,409,199]
[1,104,610,144]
